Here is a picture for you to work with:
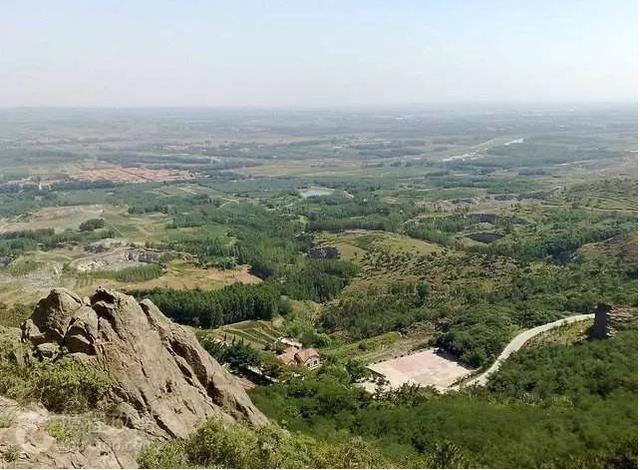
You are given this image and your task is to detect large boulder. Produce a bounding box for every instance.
[21,288,268,438]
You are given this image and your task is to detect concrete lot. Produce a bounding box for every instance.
[363,348,474,392]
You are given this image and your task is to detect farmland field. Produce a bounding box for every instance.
[0,106,636,468]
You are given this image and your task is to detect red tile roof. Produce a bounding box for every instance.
[295,348,319,363]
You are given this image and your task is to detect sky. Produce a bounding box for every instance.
[0,0,637,107]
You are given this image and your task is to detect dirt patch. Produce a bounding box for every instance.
[69,247,162,272]
[110,262,261,291]
[70,165,196,184]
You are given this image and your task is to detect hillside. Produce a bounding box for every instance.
[0,287,266,467]
[0,107,636,468]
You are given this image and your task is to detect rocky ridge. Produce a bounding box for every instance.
[20,287,267,439]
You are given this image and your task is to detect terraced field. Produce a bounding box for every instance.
[212,320,283,349]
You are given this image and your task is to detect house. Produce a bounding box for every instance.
[294,347,321,369]
[277,346,299,366]
[277,346,321,369]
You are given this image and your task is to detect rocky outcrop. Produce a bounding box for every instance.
[0,396,148,468]
[20,287,267,439]
[308,246,340,259]
[591,303,637,339]
[69,247,163,272]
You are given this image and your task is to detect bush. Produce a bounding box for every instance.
[0,342,112,413]
[138,440,189,468]
[0,303,31,328]
[33,358,112,412]
[138,418,391,468]
[79,218,106,232]
[44,416,96,448]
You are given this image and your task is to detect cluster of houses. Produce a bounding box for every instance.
[276,338,321,369]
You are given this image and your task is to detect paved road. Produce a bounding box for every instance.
[463,314,595,387]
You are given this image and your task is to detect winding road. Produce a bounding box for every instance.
[463,313,595,387]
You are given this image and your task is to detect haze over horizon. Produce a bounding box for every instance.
[1,0,637,108]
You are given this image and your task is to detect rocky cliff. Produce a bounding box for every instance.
[20,287,267,439]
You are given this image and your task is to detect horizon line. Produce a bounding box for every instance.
[0,100,637,111]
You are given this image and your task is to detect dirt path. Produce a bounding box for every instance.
[462,314,595,387]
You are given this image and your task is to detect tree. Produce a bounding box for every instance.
[79,218,106,232]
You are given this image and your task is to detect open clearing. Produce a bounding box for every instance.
[69,164,195,183]
[102,207,172,242]
[316,230,442,263]
[364,348,474,392]
[109,261,261,291]
[0,204,106,233]
[0,257,261,306]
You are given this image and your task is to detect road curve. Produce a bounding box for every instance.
[463,313,595,387]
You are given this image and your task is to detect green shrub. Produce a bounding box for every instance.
[33,358,112,412]
[0,303,31,328]
[90,264,165,283]
[0,342,112,413]
[44,416,95,448]
[138,440,189,468]
[138,418,391,469]
[1,444,20,463]
[79,218,106,232]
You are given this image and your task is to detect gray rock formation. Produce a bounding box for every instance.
[20,287,267,439]
[590,303,636,339]
[0,396,148,468]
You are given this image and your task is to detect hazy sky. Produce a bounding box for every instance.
[1,0,637,107]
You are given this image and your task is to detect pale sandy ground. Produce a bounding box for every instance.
[0,205,106,233]
[362,348,475,392]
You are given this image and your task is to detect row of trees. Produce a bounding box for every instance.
[78,218,106,232]
[300,196,415,233]
[134,282,281,328]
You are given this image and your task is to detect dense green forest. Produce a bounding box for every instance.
[249,329,637,468]
[133,283,281,328]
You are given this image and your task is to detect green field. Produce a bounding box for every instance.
[206,319,283,350]
[0,107,636,468]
